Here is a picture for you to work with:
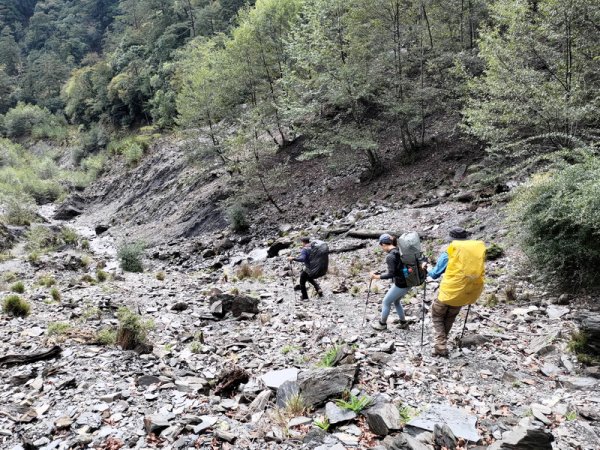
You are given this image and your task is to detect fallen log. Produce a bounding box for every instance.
[347,229,402,239]
[0,346,62,367]
[329,242,368,254]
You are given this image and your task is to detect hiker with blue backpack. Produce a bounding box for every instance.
[369,233,425,331]
[288,237,328,300]
[426,227,486,356]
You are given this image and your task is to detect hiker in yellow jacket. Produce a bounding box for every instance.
[427,227,486,356]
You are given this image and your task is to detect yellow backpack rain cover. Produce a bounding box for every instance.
[438,240,486,306]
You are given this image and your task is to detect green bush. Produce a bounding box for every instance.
[10,281,25,293]
[227,203,249,231]
[1,103,62,139]
[116,307,154,350]
[50,287,61,302]
[2,197,37,225]
[511,159,600,288]
[2,294,31,317]
[117,242,145,272]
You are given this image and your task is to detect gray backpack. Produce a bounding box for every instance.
[306,240,329,278]
[398,232,426,287]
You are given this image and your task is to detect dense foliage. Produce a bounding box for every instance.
[511,157,600,289]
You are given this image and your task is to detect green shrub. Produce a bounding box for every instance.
[2,294,30,317]
[227,203,249,231]
[37,274,56,287]
[81,152,107,179]
[96,328,117,345]
[1,103,62,139]
[60,227,79,246]
[317,345,341,368]
[50,287,61,302]
[47,322,71,336]
[10,281,25,293]
[335,394,372,413]
[2,198,37,225]
[25,225,58,253]
[117,242,145,272]
[511,159,600,288]
[96,269,108,282]
[486,243,504,260]
[116,307,154,350]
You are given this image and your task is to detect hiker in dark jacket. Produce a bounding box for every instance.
[288,237,323,300]
[369,234,410,330]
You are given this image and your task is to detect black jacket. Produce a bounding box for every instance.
[380,248,407,288]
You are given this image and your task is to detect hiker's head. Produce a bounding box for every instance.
[378,233,397,251]
[299,237,310,247]
[449,226,468,240]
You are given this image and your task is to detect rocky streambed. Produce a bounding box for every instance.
[1,200,599,450]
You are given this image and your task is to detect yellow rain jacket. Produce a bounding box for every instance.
[438,240,486,306]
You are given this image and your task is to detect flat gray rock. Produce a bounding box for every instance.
[260,368,299,389]
[325,402,356,425]
[407,404,479,442]
[560,376,598,390]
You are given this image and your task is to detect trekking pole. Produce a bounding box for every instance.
[420,279,426,349]
[288,261,297,305]
[459,304,472,346]
[362,278,373,327]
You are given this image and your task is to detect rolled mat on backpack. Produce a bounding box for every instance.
[438,240,486,307]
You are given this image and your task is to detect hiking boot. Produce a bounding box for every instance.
[371,320,387,331]
[301,296,309,301]
[317,290,324,297]
[432,347,449,357]
[294,285,301,291]
[398,320,410,330]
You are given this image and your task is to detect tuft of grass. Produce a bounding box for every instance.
[2,294,31,317]
[190,341,203,354]
[317,345,341,368]
[313,416,330,431]
[565,411,577,421]
[80,274,96,284]
[116,307,154,350]
[80,239,90,251]
[37,274,56,287]
[156,271,165,281]
[567,331,588,354]
[399,405,417,424]
[96,328,117,345]
[229,287,240,295]
[236,263,263,280]
[285,394,307,417]
[484,292,498,308]
[50,287,61,302]
[27,251,40,264]
[281,345,299,355]
[335,394,372,413]
[350,285,362,296]
[504,284,517,303]
[2,272,18,283]
[47,322,71,336]
[96,269,108,282]
[117,242,145,273]
[10,281,25,293]
[60,227,79,246]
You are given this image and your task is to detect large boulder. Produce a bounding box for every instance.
[487,426,554,449]
[267,239,292,257]
[297,365,358,408]
[209,294,259,318]
[53,194,85,220]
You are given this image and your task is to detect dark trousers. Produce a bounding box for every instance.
[300,270,321,299]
